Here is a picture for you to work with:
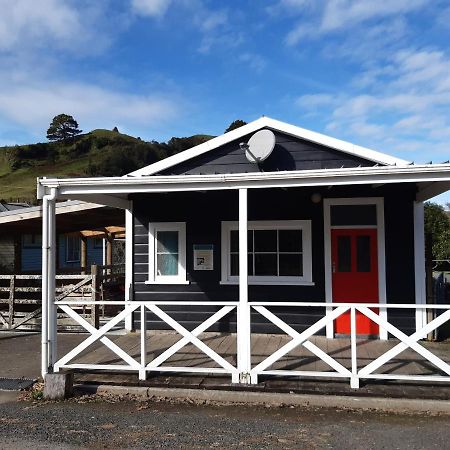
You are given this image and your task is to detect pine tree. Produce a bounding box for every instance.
[47,114,82,141]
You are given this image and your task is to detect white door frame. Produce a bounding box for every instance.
[323,197,388,340]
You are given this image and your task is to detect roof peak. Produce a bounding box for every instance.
[128,116,410,177]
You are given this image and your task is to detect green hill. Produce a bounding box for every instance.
[0,129,213,202]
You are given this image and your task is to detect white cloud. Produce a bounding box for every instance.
[131,0,172,18]
[320,0,427,32]
[0,70,180,140]
[0,0,111,53]
[282,0,428,45]
[239,53,267,73]
[296,47,450,161]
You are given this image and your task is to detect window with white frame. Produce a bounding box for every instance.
[147,222,188,284]
[221,220,313,285]
[66,236,80,263]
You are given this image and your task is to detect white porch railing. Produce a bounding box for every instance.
[48,301,450,389]
[53,301,240,382]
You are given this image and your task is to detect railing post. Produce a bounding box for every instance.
[124,206,134,332]
[91,264,99,329]
[350,306,359,388]
[139,304,147,380]
[237,188,252,384]
[7,275,15,329]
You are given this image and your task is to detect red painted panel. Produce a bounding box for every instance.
[331,228,379,335]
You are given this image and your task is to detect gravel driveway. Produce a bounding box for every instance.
[0,394,448,449]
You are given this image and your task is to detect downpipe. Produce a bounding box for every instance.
[41,187,57,379]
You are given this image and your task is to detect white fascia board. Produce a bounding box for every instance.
[127,116,410,177]
[0,201,103,224]
[39,164,450,197]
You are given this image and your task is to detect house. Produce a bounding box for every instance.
[37,116,450,383]
[0,201,125,274]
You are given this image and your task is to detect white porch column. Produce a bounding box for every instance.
[237,188,252,383]
[124,203,134,332]
[414,201,426,334]
[41,188,57,378]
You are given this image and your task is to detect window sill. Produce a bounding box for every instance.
[219,280,315,286]
[145,280,190,285]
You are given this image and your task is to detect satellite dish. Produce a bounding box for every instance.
[243,129,276,163]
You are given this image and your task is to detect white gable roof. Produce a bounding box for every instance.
[128,116,410,177]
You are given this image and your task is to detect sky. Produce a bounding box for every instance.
[1,0,450,202]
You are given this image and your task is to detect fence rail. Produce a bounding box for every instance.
[51,301,450,388]
[0,264,124,331]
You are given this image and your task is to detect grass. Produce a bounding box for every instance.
[0,129,214,203]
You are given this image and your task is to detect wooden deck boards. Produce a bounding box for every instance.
[68,331,450,380]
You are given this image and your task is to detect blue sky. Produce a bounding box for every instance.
[1,1,450,201]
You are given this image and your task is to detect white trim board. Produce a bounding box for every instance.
[323,197,388,340]
[146,222,188,285]
[128,116,410,177]
[38,164,450,200]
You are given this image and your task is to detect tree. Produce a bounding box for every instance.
[47,114,82,142]
[225,119,247,133]
[424,202,450,260]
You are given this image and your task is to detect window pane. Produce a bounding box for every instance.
[330,205,377,226]
[230,254,253,276]
[254,230,277,252]
[279,254,303,276]
[357,235,371,272]
[337,236,351,272]
[279,230,302,252]
[230,230,253,252]
[157,253,178,276]
[255,254,277,275]
[157,231,178,253]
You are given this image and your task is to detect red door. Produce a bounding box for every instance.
[331,228,379,335]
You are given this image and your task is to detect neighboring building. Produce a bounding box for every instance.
[38,116,450,338]
[0,201,124,273]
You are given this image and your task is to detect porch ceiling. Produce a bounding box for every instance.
[37,164,450,207]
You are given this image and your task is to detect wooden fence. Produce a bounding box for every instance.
[0,264,124,331]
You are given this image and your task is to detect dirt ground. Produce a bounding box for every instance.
[0,392,449,449]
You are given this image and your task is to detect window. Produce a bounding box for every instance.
[221,220,313,285]
[147,222,188,284]
[66,236,80,262]
[23,234,42,248]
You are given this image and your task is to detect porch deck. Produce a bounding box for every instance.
[67,331,450,398]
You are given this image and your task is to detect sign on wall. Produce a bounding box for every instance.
[193,244,214,270]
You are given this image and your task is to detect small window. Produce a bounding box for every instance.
[147,222,187,284]
[66,236,80,263]
[23,234,42,248]
[221,220,313,285]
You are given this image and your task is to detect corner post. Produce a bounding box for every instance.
[41,187,57,379]
[237,188,252,383]
[125,203,134,332]
[48,195,57,367]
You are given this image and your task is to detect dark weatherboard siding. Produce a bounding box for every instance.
[158,130,375,176]
[131,183,417,334]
